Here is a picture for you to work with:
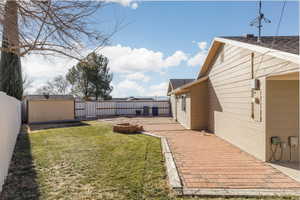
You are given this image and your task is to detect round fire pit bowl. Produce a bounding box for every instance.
[113,123,144,134]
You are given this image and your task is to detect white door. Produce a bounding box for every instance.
[86,102,97,118]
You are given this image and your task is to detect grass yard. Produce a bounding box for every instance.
[0,122,298,200]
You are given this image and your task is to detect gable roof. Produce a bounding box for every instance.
[222,36,299,55]
[198,36,300,79]
[167,79,194,95]
[169,76,208,95]
[25,95,74,101]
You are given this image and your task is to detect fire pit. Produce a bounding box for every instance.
[113,123,144,134]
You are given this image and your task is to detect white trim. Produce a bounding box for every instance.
[215,37,300,64]
[198,37,300,78]
[170,76,208,95]
[266,71,299,80]
[196,40,219,79]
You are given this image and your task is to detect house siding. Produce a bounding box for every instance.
[266,80,299,162]
[176,93,191,129]
[207,43,299,161]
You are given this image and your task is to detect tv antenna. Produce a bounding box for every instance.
[250,0,271,43]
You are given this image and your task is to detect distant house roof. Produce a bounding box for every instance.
[221,36,299,55]
[126,97,154,101]
[74,97,155,101]
[167,79,194,95]
[112,98,128,101]
[24,95,74,101]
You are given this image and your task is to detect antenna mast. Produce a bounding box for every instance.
[250,0,271,43]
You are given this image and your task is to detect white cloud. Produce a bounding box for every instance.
[22,54,77,93]
[187,41,208,67]
[131,2,138,9]
[112,79,145,97]
[187,51,207,67]
[125,72,150,82]
[20,44,187,95]
[104,0,138,9]
[100,44,187,73]
[197,41,207,50]
[163,50,188,67]
[148,82,168,96]
[111,80,168,97]
[21,41,206,96]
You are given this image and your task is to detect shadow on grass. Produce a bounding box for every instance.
[112,131,143,135]
[29,121,90,132]
[0,133,40,200]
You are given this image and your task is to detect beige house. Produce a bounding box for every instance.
[167,79,194,127]
[24,95,75,124]
[168,35,299,162]
[168,78,208,130]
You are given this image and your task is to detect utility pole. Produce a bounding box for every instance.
[250,0,271,43]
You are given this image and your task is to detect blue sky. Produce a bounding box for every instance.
[24,1,299,97]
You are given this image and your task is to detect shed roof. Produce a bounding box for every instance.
[221,36,299,55]
[25,95,74,101]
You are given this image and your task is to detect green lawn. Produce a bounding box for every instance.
[0,122,298,200]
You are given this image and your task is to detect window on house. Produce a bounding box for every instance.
[181,95,186,111]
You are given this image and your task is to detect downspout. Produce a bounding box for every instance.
[175,95,177,121]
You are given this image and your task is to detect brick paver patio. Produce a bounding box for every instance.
[101,117,300,190]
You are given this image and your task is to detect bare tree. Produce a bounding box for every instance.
[0,0,115,60]
[0,0,119,99]
[35,75,70,95]
[23,72,34,94]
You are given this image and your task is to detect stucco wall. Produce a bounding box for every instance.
[0,92,21,192]
[28,100,74,123]
[266,80,299,162]
[206,43,299,161]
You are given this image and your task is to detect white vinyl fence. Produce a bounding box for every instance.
[0,92,21,192]
[75,100,170,120]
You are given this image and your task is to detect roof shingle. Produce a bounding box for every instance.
[221,36,299,55]
[169,79,194,90]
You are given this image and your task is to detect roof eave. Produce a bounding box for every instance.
[169,76,208,95]
[197,39,223,79]
[197,37,300,79]
[215,37,300,64]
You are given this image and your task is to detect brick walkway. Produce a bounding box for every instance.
[101,117,300,190]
